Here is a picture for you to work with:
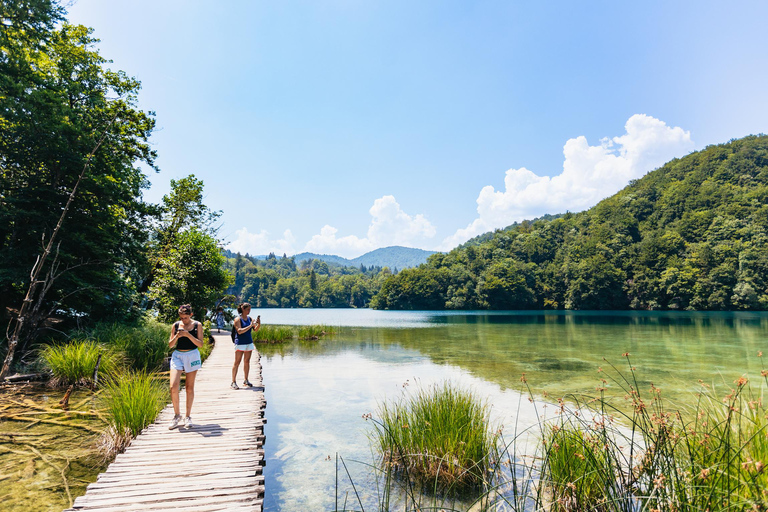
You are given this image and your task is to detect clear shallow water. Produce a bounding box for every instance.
[255,309,768,511]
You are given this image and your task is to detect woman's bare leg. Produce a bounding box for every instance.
[170,368,182,415]
[243,350,252,382]
[184,370,197,417]
[232,350,244,382]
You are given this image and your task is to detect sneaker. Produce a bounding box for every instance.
[243,380,253,387]
[184,416,192,429]
[168,414,181,430]
[230,382,239,390]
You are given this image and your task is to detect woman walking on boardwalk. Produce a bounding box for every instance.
[168,304,205,429]
[231,302,260,390]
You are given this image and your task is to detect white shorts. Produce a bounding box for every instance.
[235,343,255,352]
[171,349,201,373]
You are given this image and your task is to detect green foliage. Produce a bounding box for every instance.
[81,320,169,371]
[224,252,392,308]
[0,11,158,323]
[373,135,768,311]
[101,371,167,454]
[40,340,123,387]
[370,381,498,490]
[149,228,232,322]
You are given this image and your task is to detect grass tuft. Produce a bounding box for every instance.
[77,319,170,371]
[100,371,167,455]
[371,381,499,491]
[40,340,123,387]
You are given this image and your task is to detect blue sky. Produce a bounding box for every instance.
[66,0,768,257]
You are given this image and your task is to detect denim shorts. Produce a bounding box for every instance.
[235,343,255,352]
[171,349,202,373]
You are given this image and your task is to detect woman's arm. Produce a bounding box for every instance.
[253,317,261,333]
[236,317,252,335]
[168,322,180,348]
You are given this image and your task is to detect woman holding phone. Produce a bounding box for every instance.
[231,302,260,389]
[168,304,204,429]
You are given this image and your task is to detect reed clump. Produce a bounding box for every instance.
[298,324,335,340]
[371,381,499,490]
[40,340,123,387]
[100,371,167,455]
[254,325,294,343]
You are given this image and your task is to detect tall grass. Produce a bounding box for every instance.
[298,324,335,340]
[254,325,294,343]
[40,340,123,387]
[371,381,499,491]
[79,319,169,371]
[100,371,167,455]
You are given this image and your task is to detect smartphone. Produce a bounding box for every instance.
[256,315,260,321]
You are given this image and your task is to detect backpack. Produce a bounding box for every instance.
[231,324,237,343]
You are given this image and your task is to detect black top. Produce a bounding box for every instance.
[173,321,199,351]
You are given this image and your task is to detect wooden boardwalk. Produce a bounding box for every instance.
[66,334,266,511]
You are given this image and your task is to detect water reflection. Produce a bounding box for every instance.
[255,310,768,511]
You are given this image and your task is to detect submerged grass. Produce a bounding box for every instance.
[40,340,123,387]
[371,381,499,491]
[100,371,167,455]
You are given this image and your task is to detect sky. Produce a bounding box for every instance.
[65,0,768,258]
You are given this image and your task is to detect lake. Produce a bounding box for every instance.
[256,309,768,510]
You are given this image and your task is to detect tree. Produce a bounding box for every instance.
[148,229,231,323]
[1,3,158,375]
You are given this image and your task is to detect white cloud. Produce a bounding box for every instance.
[304,225,375,257]
[228,228,296,256]
[305,195,436,258]
[439,114,694,249]
[230,196,436,259]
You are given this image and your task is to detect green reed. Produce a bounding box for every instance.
[40,340,124,387]
[298,324,335,340]
[100,371,167,455]
[370,381,499,492]
[254,325,294,343]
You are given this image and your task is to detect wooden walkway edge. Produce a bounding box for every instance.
[65,334,267,512]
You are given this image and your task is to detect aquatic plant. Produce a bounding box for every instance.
[342,356,768,512]
[254,325,294,343]
[370,381,499,491]
[298,324,335,340]
[40,340,123,387]
[101,371,167,455]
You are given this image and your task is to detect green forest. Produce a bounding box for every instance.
[0,1,230,374]
[224,251,392,308]
[372,135,768,311]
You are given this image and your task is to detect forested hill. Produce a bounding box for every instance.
[225,246,437,270]
[372,135,768,311]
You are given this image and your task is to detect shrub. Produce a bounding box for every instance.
[80,320,170,371]
[40,340,123,387]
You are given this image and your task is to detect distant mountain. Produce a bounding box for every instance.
[294,246,437,269]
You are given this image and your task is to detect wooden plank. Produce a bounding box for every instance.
[66,335,267,511]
